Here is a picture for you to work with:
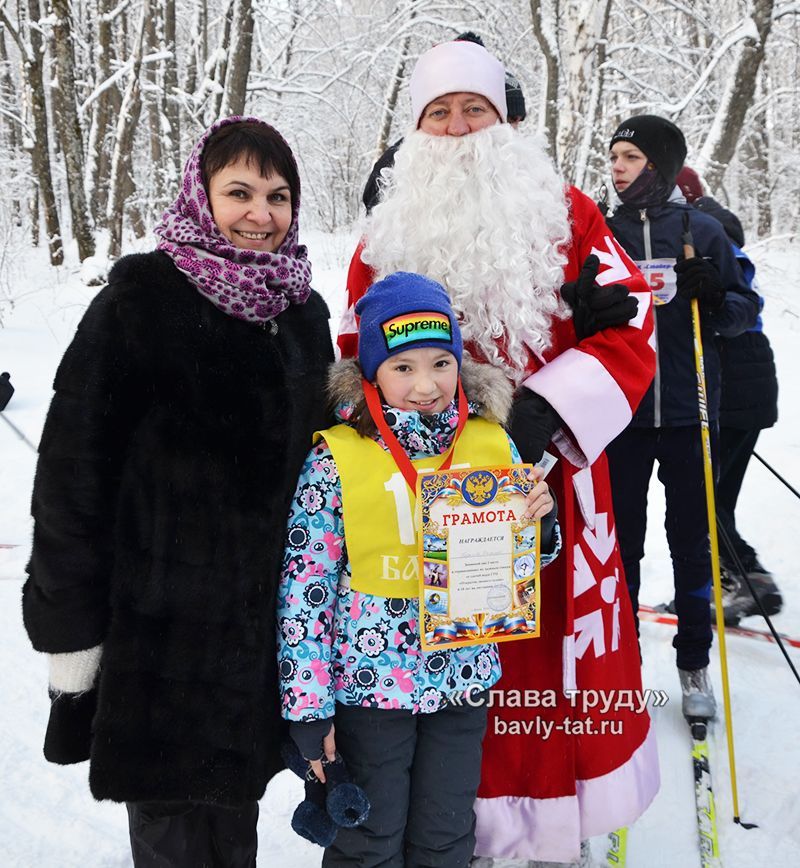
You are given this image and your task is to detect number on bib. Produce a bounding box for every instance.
[384,465,471,545]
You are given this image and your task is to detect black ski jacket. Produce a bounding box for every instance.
[694,196,745,248]
[607,200,758,427]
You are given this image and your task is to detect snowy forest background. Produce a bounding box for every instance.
[0,0,798,293]
[2,3,800,865]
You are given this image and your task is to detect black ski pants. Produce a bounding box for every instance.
[606,425,717,671]
[716,426,761,570]
[323,700,488,868]
[126,799,258,867]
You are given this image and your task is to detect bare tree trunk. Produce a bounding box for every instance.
[49,0,95,260]
[162,0,180,159]
[30,186,40,246]
[122,163,146,238]
[107,3,146,258]
[21,0,63,263]
[145,11,165,208]
[697,0,775,192]
[145,0,180,206]
[581,0,614,196]
[0,23,22,225]
[220,0,253,117]
[746,126,771,237]
[180,0,206,130]
[211,1,235,120]
[555,0,614,186]
[279,0,298,82]
[86,0,120,227]
[757,62,775,238]
[375,2,416,160]
[743,73,772,240]
[530,0,560,160]
[273,0,298,108]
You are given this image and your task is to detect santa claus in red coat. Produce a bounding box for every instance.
[338,38,659,865]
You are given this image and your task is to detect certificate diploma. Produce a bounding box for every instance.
[417,464,541,650]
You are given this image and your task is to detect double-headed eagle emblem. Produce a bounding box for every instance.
[464,471,494,505]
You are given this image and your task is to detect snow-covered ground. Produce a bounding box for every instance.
[1,232,798,867]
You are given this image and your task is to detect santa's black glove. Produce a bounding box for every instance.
[674,256,725,310]
[0,372,13,411]
[560,254,638,341]
[43,687,97,765]
[540,498,559,554]
[510,389,562,465]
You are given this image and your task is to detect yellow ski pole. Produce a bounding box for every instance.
[681,213,751,827]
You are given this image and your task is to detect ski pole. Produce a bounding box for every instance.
[0,412,38,453]
[682,212,751,829]
[752,451,800,502]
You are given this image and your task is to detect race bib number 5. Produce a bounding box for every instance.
[636,258,677,305]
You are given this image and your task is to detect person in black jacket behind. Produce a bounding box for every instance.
[677,166,781,622]
[0,371,13,410]
[676,166,745,247]
[605,116,759,722]
[22,116,334,866]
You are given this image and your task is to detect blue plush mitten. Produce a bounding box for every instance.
[281,739,370,846]
[320,752,370,828]
[281,740,338,847]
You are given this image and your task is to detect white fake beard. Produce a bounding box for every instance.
[362,123,571,381]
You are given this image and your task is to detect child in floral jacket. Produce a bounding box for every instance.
[277,272,560,867]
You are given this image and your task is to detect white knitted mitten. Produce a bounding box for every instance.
[48,645,103,694]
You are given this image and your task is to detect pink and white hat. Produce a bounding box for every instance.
[410,41,508,127]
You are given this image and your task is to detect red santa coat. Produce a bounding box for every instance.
[339,187,659,862]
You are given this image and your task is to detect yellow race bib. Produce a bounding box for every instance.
[318,418,512,597]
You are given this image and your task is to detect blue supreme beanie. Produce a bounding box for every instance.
[355,272,463,382]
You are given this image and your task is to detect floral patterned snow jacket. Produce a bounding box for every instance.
[277,357,562,723]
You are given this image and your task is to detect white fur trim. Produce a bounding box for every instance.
[48,645,103,694]
[473,722,659,862]
[571,466,597,530]
[326,355,513,426]
[524,349,632,466]
[410,41,507,126]
[338,303,357,341]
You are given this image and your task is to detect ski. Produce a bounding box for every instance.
[604,827,627,866]
[598,726,722,868]
[689,720,721,867]
[639,603,800,650]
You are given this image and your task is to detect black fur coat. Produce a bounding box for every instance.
[23,251,334,804]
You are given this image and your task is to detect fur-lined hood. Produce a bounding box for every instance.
[327,355,513,437]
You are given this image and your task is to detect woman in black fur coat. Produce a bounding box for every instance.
[22,117,334,866]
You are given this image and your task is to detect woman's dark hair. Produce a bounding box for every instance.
[201,121,300,208]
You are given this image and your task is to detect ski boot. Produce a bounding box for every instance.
[713,559,783,624]
[679,666,716,721]
[663,576,739,625]
[714,566,745,626]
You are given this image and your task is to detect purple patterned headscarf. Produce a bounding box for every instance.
[154,116,312,323]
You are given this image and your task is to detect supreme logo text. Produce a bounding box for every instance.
[382,311,451,350]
